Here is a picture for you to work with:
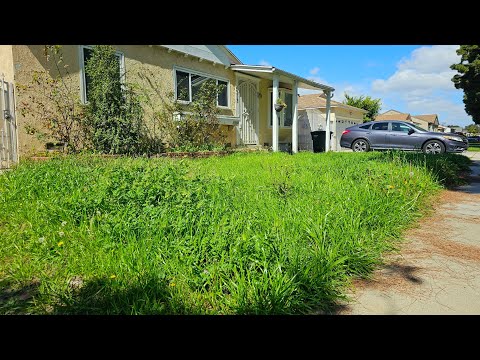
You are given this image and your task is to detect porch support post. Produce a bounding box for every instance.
[272,75,279,152]
[324,90,333,153]
[292,80,298,153]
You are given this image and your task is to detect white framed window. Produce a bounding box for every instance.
[268,88,294,128]
[79,45,125,104]
[173,66,230,108]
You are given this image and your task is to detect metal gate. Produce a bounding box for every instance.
[237,80,258,145]
[0,79,17,169]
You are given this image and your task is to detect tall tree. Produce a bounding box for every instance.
[342,93,382,122]
[451,45,480,124]
[465,124,479,134]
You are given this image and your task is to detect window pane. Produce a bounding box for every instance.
[359,124,371,129]
[372,122,388,131]
[176,71,190,101]
[392,122,411,132]
[191,73,209,101]
[284,93,293,127]
[83,48,94,101]
[217,80,228,107]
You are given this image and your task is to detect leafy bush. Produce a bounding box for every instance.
[173,79,228,152]
[84,45,146,155]
[17,46,89,153]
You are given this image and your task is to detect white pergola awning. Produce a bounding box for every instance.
[230,65,334,92]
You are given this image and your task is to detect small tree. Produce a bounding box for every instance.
[342,93,382,122]
[465,124,480,134]
[17,45,89,153]
[450,45,480,125]
[84,45,145,155]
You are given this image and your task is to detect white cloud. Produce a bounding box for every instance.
[372,45,460,94]
[398,45,459,73]
[369,45,473,126]
[259,59,271,66]
[309,67,320,75]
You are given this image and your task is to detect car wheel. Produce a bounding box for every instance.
[423,140,445,154]
[352,139,370,152]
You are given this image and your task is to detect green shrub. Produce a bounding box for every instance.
[84,45,145,155]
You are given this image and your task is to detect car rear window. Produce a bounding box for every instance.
[372,123,388,131]
[359,124,371,129]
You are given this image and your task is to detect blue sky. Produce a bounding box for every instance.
[228,45,472,127]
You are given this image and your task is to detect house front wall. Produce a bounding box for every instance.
[12,45,238,157]
[12,45,82,156]
[0,45,14,83]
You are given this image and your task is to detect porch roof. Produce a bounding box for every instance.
[230,65,335,92]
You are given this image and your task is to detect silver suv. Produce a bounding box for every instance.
[340,120,468,154]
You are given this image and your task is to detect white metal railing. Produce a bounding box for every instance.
[0,78,17,169]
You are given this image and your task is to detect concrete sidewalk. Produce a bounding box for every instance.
[463,150,480,161]
[337,153,480,315]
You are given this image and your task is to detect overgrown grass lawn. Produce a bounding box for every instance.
[0,151,471,314]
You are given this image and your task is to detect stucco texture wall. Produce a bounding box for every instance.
[12,45,81,157]
[13,45,237,157]
[0,45,14,83]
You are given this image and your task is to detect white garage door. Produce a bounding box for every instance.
[335,117,362,151]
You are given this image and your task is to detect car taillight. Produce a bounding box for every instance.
[342,130,351,135]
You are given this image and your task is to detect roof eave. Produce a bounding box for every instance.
[230,65,335,92]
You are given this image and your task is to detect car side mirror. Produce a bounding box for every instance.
[408,129,415,135]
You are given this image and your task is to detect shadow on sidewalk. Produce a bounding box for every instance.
[451,160,480,195]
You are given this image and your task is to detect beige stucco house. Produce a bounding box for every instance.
[376,109,439,132]
[0,45,335,168]
[297,93,367,151]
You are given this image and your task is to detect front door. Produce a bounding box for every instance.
[237,80,258,145]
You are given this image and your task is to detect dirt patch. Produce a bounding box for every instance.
[437,189,480,204]
[346,187,480,297]
[402,188,480,262]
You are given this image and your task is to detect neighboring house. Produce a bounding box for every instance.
[411,114,439,132]
[375,109,440,132]
[449,125,464,133]
[437,124,453,133]
[0,45,335,167]
[375,111,413,122]
[297,93,367,151]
